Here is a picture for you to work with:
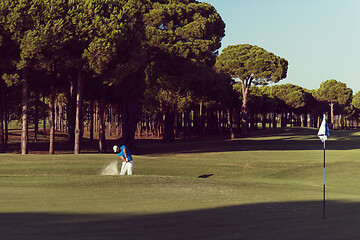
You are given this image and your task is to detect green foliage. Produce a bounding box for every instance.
[247,85,265,113]
[144,0,224,66]
[301,88,327,114]
[315,79,353,106]
[142,0,225,113]
[233,85,278,114]
[259,86,278,113]
[0,34,19,82]
[3,0,359,141]
[78,0,144,75]
[1,0,41,69]
[216,44,288,135]
[270,84,306,110]
[215,44,288,87]
[352,91,360,110]
[157,88,194,111]
[2,73,20,86]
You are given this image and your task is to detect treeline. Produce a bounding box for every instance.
[0,0,226,153]
[0,0,359,154]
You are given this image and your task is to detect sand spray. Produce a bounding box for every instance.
[101,160,119,175]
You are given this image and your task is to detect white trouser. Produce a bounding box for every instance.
[120,161,133,175]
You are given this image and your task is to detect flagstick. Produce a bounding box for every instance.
[318,114,330,220]
[323,140,326,220]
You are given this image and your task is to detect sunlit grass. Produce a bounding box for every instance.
[1,127,360,239]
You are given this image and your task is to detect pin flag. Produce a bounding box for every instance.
[318,114,330,142]
[317,114,330,220]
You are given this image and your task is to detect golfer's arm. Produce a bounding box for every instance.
[123,149,128,159]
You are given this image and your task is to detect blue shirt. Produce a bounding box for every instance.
[117,145,133,161]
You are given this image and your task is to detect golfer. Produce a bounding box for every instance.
[113,145,133,175]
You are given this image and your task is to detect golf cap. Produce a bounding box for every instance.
[113,145,118,153]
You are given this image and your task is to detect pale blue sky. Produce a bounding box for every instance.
[202,0,360,93]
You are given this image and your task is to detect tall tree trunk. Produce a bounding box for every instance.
[163,105,174,142]
[249,112,255,131]
[216,110,222,137]
[67,80,76,143]
[94,103,98,133]
[98,87,106,153]
[0,78,4,153]
[4,90,8,146]
[199,101,205,138]
[54,98,58,131]
[34,90,39,142]
[108,104,114,137]
[235,107,241,135]
[89,99,94,142]
[4,110,8,146]
[49,71,56,154]
[330,102,334,129]
[74,69,84,154]
[43,94,46,137]
[262,112,266,129]
[317,114,321,128]
[272,112,277,128]
[241,83,249,137]
[281,112,287,127]
[175,111,180,138]
[302,113,308,127]
[309,113,314,128]
[182,112,187,141]
[226,106,234,139]
[58,97,63,132]
[145,114,150,137]
[121,98,137,147]
[21,69,29,154]
[163,106,171,141]
[255,114,259,130]
[117,105,122,136]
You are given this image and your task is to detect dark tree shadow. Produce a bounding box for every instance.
[6,127,360,154]
[132,128,360,155]
[198,174,214,178]
[1,200,359,240]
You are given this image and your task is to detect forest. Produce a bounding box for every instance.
[1,0,359,154]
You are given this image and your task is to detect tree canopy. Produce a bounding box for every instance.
[2,0,360,154]
[215,44,288,136]
[314,79,352,128]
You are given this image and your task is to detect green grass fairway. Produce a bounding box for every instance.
[1,127,360,239]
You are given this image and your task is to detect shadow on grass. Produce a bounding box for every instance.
[5,127,360,154]
[1,200,359,240]
[133,138,359,155]
[198,174,214,178]
[133,128,360,155]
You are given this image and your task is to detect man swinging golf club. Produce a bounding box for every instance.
[113,145,133,175]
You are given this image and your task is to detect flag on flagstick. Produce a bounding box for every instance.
[317,114,330,220]
[318,114,330,142]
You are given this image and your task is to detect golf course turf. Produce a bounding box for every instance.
[1,127,360,239]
